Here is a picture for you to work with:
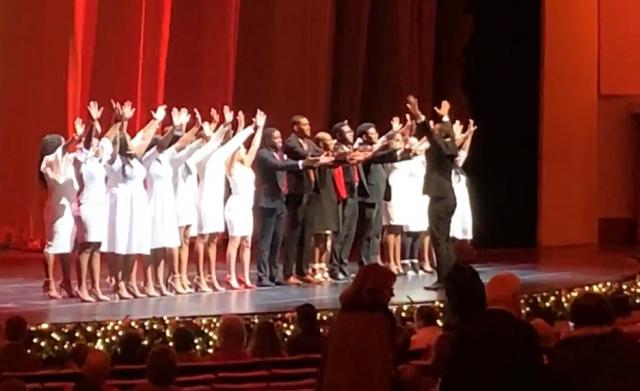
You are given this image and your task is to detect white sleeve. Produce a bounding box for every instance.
[455,150,468,167]
[141,146,159,169]
[98,138,113,165]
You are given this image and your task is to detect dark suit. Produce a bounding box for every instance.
[417,119,458,281]
[255,147,302,284]
[330,147,360,277]
[357,149,402,264]
[283,133,321,278]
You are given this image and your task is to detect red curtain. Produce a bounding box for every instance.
[0,0,436,245]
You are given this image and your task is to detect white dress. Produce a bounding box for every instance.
[224,162,256,237]
[76,138,112,243]
[171,140,202,229]
[102,156,151,255]
[41,146,78,254]
[450,150,473,240]
[382,159,413,226]
[403,154,430,232]
[143,146,181,249]
[188,127,254,236]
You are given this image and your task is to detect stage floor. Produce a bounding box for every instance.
[0,246,638,325]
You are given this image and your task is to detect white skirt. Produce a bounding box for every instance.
[404,194,430,232]
[382,201,408,226]
[102,185,151,255]
[197,198,225,236]
[177,203,197,229]
[79,203,107,243]
[43,204,77,254]
[149,191,181,250]
[451,174,473,240]
[224,195,254,237]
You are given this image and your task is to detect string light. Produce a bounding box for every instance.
[25,278,640,361]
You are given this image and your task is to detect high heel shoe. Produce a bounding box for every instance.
[238,277,256,289]
[126,282,147,299]
[192,275,212,293]
[116,282,133,300]
[144,284,160,298]
[42,280,62,300]
[90,288,111,302]
[59,281,76,298]
[75,288,96,303]
[167,275,188,294]
[181,275,194,293]
[206,275,226,292]
[157,282,175,297]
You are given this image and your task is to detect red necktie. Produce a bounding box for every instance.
[333,166,347,201]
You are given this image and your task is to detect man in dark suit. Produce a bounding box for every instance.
[255,128,321,287]
[329,121,360,280]
[406,97,458,289]
[356,123,409,265]
[283,115,323,285]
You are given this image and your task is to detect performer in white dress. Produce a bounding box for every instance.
[187,106,253,292]
[103,102,166,300]
[73,101,116,302]
[224,109,265,289]
[39,128,82,299]
[450,119,477,240]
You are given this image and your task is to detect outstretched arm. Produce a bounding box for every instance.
[131,104,167,158]
[243,109,266,166]
[456,119,477,167]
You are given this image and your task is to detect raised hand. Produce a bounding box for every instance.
[433,100,451,117]
[151,105,167,122]
[194,108,203,126]
[87,101,103,121]
[179,107,191,127]
[202,121,214,138]
[406,95,423,120]
[74,117,86,138]
[467,119,477,134]
[122,101,136,121]
[222,105,234,125]
[428,120,435,130]
[255,109,267,128]
[390,116,402,132]
[171,107,181,127]
[210,107,220,125]
[453,120,464,138]
[111,99,123,121]
[236,110,245,131]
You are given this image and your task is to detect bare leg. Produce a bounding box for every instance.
[383,227,397,273]
[114,254,132,299]
[226,236,241,289]
[43,252,61,299]
[124,255,145,298]
[59,253,75,297]
[194,234,210,291]
[165,247,183,295]
[420,233,435,272]
[318,234,331,280]
[143,252,159,297]
[76,243,95,302]
[178,226,192,290]
[89,247,110,301]
[239,236,253,287]
[207,233,224,291]
[394,231,402,272]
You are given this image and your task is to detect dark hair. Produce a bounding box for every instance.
[291,115,307,128]
[295,303,318,329]
[69,343,90,368]
[115,330,143,364]
[570,292,614,328]
[146,345,177,387]
[38,134,64,187]
[247,320,285,358]
[443,263,487,328]
[609,293,632,319]
[356,122,375,138]
[144,135,161,154]
[262,127,280,147]
[415,305,438,327]
[331,121,348,138]
[173,327,195,354]
[5,315,28,342]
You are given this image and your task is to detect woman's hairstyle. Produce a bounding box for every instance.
[339,263,396,309]
[38,134,64,187]
[216,316,247,351]
[247,320,285,358]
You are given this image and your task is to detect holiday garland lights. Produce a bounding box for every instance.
[26,277,640,362]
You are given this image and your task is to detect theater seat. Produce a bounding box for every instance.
[214,370,270,385]
[41,382,73,391]
[263,355,321,370]
[211,383,268,391]
[175,374,217,387]
[268,368,317,382]
[105,378,145,390]
[267,378,316,390]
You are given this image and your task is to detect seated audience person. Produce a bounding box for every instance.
[286,303,326,356]
[410,305,442,358]
[530,318,558,353]
[73,348,116,391]
[548,292,640,391]
[112,330,146,365]
[610,293,640,337]
[135,345,179,391]
[247,320,286,358]
[210,316,250,362]
[68,343,90,369]
[173,326,199,363]
[318,264,398,391]
[0,315,41,373]
[439,272,546,391]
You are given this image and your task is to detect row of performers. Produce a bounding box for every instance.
[39,99,474,302]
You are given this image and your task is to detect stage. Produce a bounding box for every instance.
[0,246,638,325]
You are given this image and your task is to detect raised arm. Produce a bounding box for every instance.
[131,103,167,158]
[214,125,255,164]
[83,101,104,150]
[242,109,266,166]
[456,119,477,167]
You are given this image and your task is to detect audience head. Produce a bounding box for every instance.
[146,345,178,388]
[82,349,111,385]
[295,303,319,331]
[340,263,396,309]
[570,292,614,328]
[414,305,439,329]
[332,121,354,145]
[263,127,283,150]
[314,131,335,152]
[247,320,284,358]
[356,123,378,145]
[4,315,28,343]
[69,343,90,369]
[291,115,311,138]
[173,326,195,354]
[443,262,487,326]
[117,330,143,363]
[433,122,453,139]
[217,315,247,353]
[486,272,522,316]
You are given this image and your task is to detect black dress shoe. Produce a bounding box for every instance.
[423,282,444,291]
[257,280,275,288]
[329,272,346,281]
[272,280,286,286]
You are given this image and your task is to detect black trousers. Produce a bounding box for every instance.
[284,194,311,278]
[330,194,359,276]
[359,201,383,265]
[257,205,286,284]
[428,195,457,282]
